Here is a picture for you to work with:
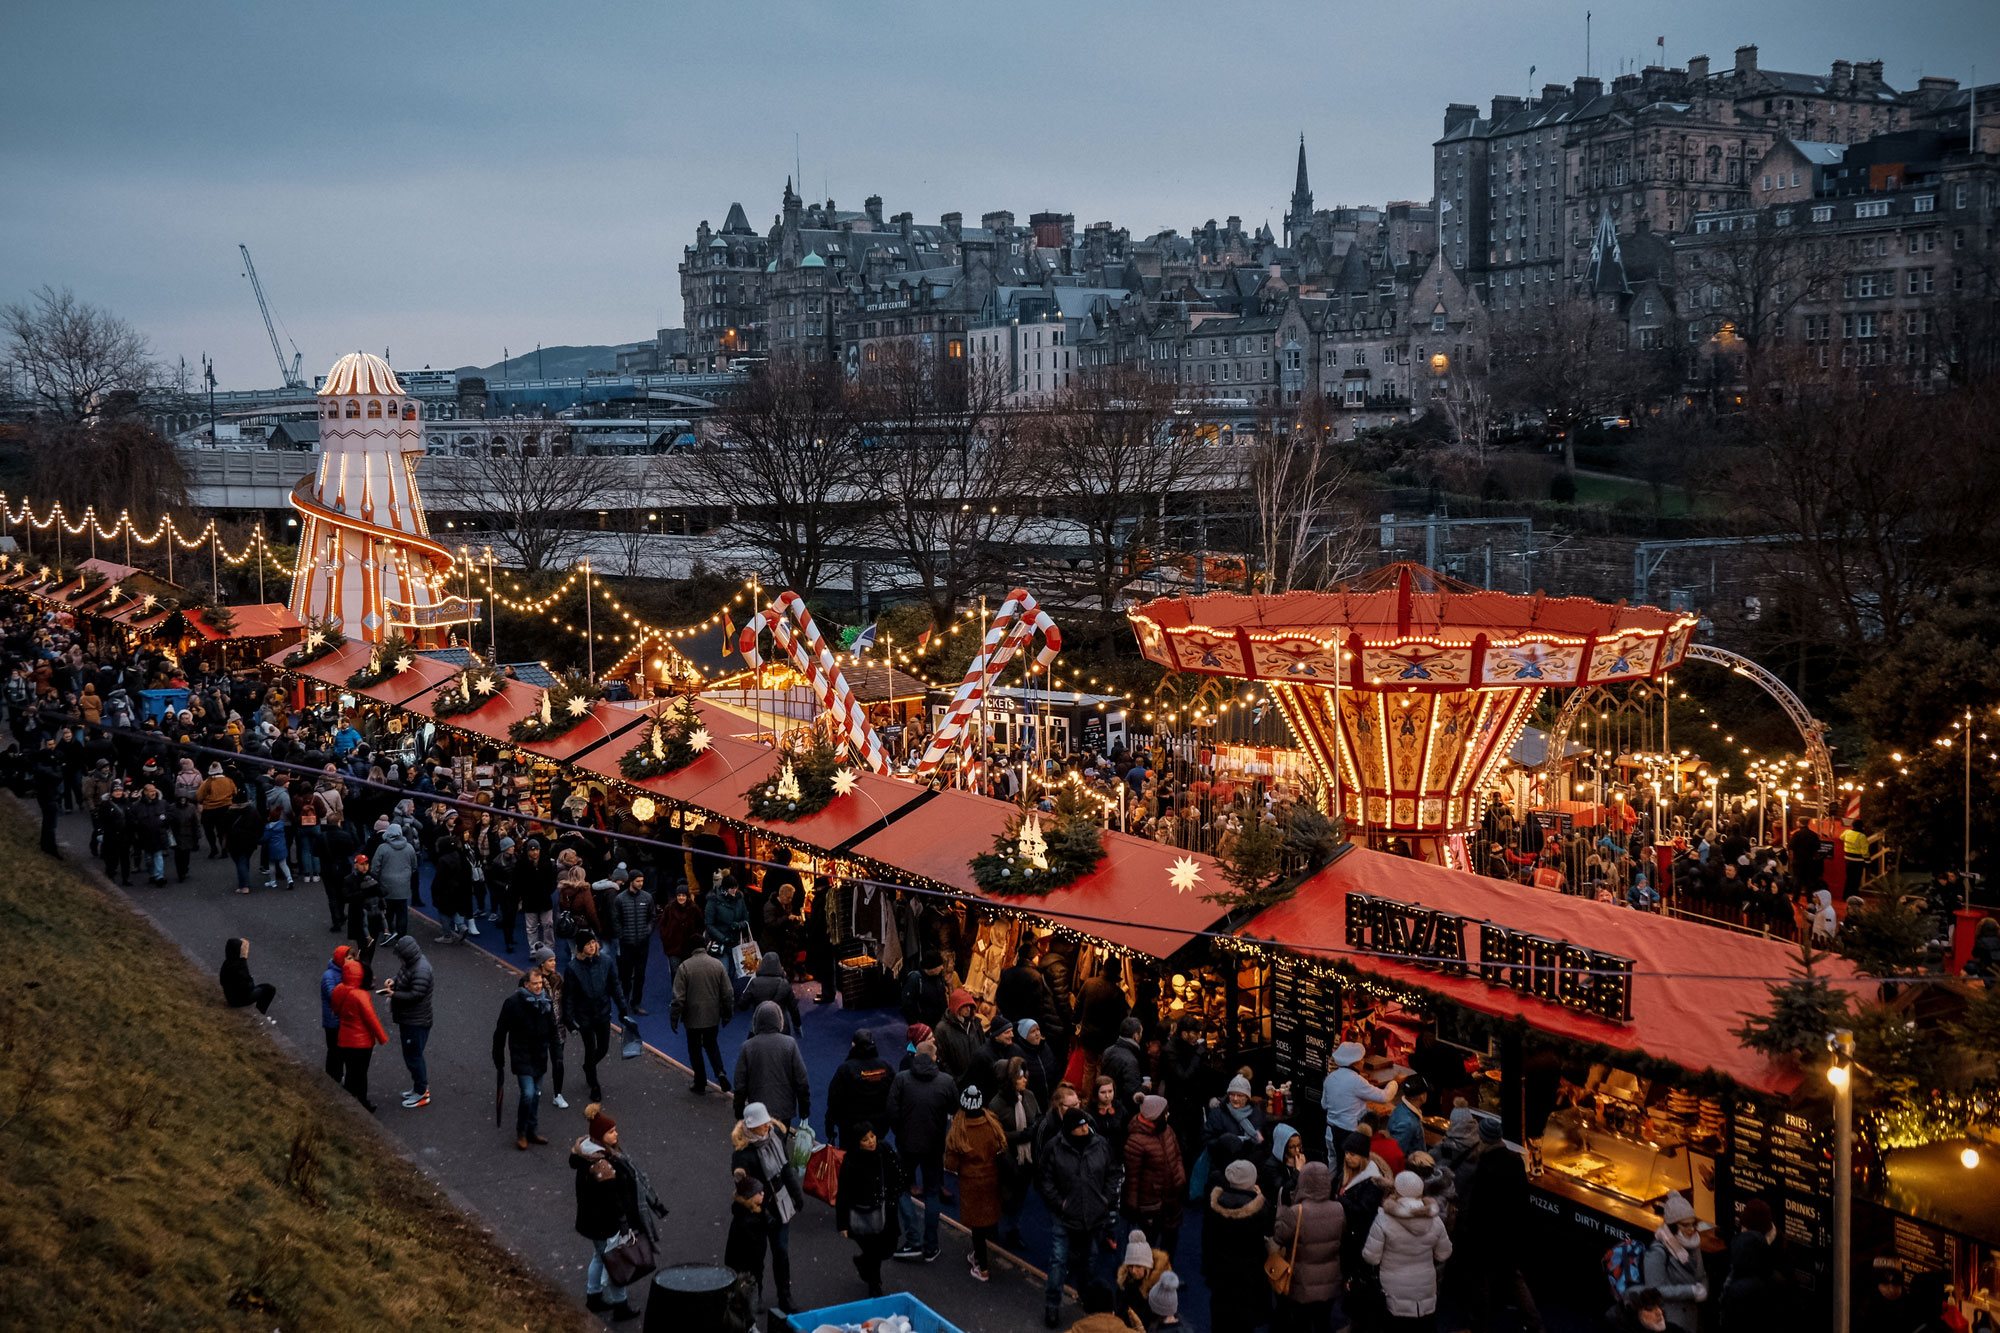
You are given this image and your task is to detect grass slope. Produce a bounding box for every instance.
[0,804,589,1333]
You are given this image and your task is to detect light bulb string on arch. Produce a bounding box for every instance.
[0,493,293,573]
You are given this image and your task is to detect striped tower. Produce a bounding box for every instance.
[287,352,479,645]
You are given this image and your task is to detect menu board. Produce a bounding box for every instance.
[1271,957,1340,1106]
[1892,1215,1952,1278]
[1731,1099,1834,1270]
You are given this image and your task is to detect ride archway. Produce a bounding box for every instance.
[1538,642,1834,815]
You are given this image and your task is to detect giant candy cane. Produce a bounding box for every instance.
[914,588,1062,776]
[737,591,891,774]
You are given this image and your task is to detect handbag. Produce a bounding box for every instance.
[789,1123,817,1170]
[600,1228,657,1287]
[555,910,579,940]
[731,928,760,980]
[1265,1203,1303,1295]
[847,1203,884,1236]
[1187,1148,1211,1204]
[802,1143,844,1206]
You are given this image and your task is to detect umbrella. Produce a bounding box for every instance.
[494,1065,504,1127]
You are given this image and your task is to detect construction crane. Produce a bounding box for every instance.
[238,244,305,389]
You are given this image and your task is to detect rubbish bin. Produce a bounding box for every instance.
[643,1264,738,1332]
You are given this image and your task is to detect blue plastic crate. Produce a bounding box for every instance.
[784,1291,966,1333]
[138,689,189,723]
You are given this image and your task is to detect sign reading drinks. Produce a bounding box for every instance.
[1343,891,1635,1022]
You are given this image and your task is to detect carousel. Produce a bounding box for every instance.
[1127,564,1698,866]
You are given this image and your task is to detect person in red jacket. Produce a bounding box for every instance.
[331,957,389,1111]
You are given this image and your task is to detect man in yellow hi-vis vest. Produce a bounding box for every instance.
[1841,823,1871,896]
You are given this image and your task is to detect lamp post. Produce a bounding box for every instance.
[484,546,497,663]
[1829,1029,1855,1333]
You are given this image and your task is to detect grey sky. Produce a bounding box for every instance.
[4,0,1992,389]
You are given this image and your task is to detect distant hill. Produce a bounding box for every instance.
[454,344,642,383]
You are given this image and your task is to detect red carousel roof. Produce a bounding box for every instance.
[1128,564,1697,690]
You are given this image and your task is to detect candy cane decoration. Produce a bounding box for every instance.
[738,591,891,774]
[915,588,1061,776]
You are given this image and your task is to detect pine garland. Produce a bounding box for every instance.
[619,697,706,780]
[345,632,413,689]
[744,741,844,822]
[432,664,505,719]
[971,786,1105,897]
[284,616,346,667]
[507,671,604,743]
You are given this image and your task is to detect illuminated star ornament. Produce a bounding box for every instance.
[566,696,590,718]
[831,767,858,797]
[474,674,498,694]
[393,654,414,675]
[143,593,159,610]
[306,628,326,649]
[688,726,712,754]
[1169,856,1204,895]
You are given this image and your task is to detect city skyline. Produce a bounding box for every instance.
[2,0,1993,387]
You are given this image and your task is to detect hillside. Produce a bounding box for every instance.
[454,344,639,383]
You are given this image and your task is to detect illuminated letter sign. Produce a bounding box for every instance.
[1348,892,1633,1021]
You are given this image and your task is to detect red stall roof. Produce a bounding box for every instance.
[514,701,650,765]
[273,640,376,686]
[850,788,1229,957]
[406,677,541,740]
[1238,849,1862,1095]
[352,653,462,709]
[724,769,929,846]
[574,727,783,807]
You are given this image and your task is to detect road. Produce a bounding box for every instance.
[40,801,1052,1331]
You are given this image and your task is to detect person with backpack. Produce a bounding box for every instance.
[900,953,950,1029]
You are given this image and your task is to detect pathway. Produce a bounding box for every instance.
[41,802,1053,1331]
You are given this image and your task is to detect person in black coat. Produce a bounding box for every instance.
[834,1124,906,1297]
[824,1030,895,1147]
[995,941,1059,1030]
[492,969,559,1147]
[570,1106,664,1320]
[219,938,275,1015]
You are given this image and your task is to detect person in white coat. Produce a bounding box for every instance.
[1321,1040,1397,1157]
[1361,1170,1453,1329]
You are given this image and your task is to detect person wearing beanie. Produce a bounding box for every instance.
[1642,1192,1708,1332]
[1337,1128,1389,1286]
[1016,1015,1061,1107]
[1362,1168,1452,1323]
[1204,1154,1272,1333]
[1146,1268,1182,1327]
[529,947,574,1110]
[900,1022,934,1071]
[1721,1198,1786,1331]
[1037,1097,1117,1327]
[888,1036,958,1261]
[1202,1069,1267,1172]
[1122,1087,1187,1269]
[973,1014,1017,1095]
[825,1029,895,1148]
[945,1081,1010,1281]
[571,1103,665,1321]
[1115,1228,1172,1330]
[726,1167,769,1291]
[1455,1128,1542,1330]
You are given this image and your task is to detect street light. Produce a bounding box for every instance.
[1829,1029,1855,1333]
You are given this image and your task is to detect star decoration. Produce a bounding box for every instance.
[566,696,590,718]
[306,629,325,648]
[1168,856,1204,895]
[831,767,859,797]
[143,593,158,610]
[474,674,498,694]
[393,654,414,675]
[688,726,712,753]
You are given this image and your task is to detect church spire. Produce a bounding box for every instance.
[1287,134,1313,248]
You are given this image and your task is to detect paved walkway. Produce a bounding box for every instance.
[42,801,1052,1331]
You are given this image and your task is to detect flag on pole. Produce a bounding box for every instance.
[917,627,932,650]
[852,622,878,652]
[722,610,736,656]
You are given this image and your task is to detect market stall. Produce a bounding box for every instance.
[1233,845,1863,1299]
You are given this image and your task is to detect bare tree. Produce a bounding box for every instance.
[1491,298,1674,474]
[2,285,156,422]
[1681,214,1837,395]
[1427,352,1494,462]
[679,362,868,595]
[1028,366,1207,628]
[26,418,190,524]
[1247,396,1369,592]
[852,345,1031,626]
[426,436,627,573]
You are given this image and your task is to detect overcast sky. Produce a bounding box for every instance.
[4,0,1992,388]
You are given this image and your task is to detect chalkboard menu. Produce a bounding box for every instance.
[1731,1100,1834,1264]
[1272,957,1341,1106]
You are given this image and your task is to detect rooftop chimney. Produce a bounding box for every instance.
[1542,83,1569,106]
[1573,76,1603,102]
[1444,102,1479,134]
[864,195,883,226]
[981,210,1014,235]
[1857,60,1884,88]
[1490,94,1526,121]
[1686,55,1709,81]
[940,211,963,242]
[1735,45,1758,74]
[1831,60,1853,94]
